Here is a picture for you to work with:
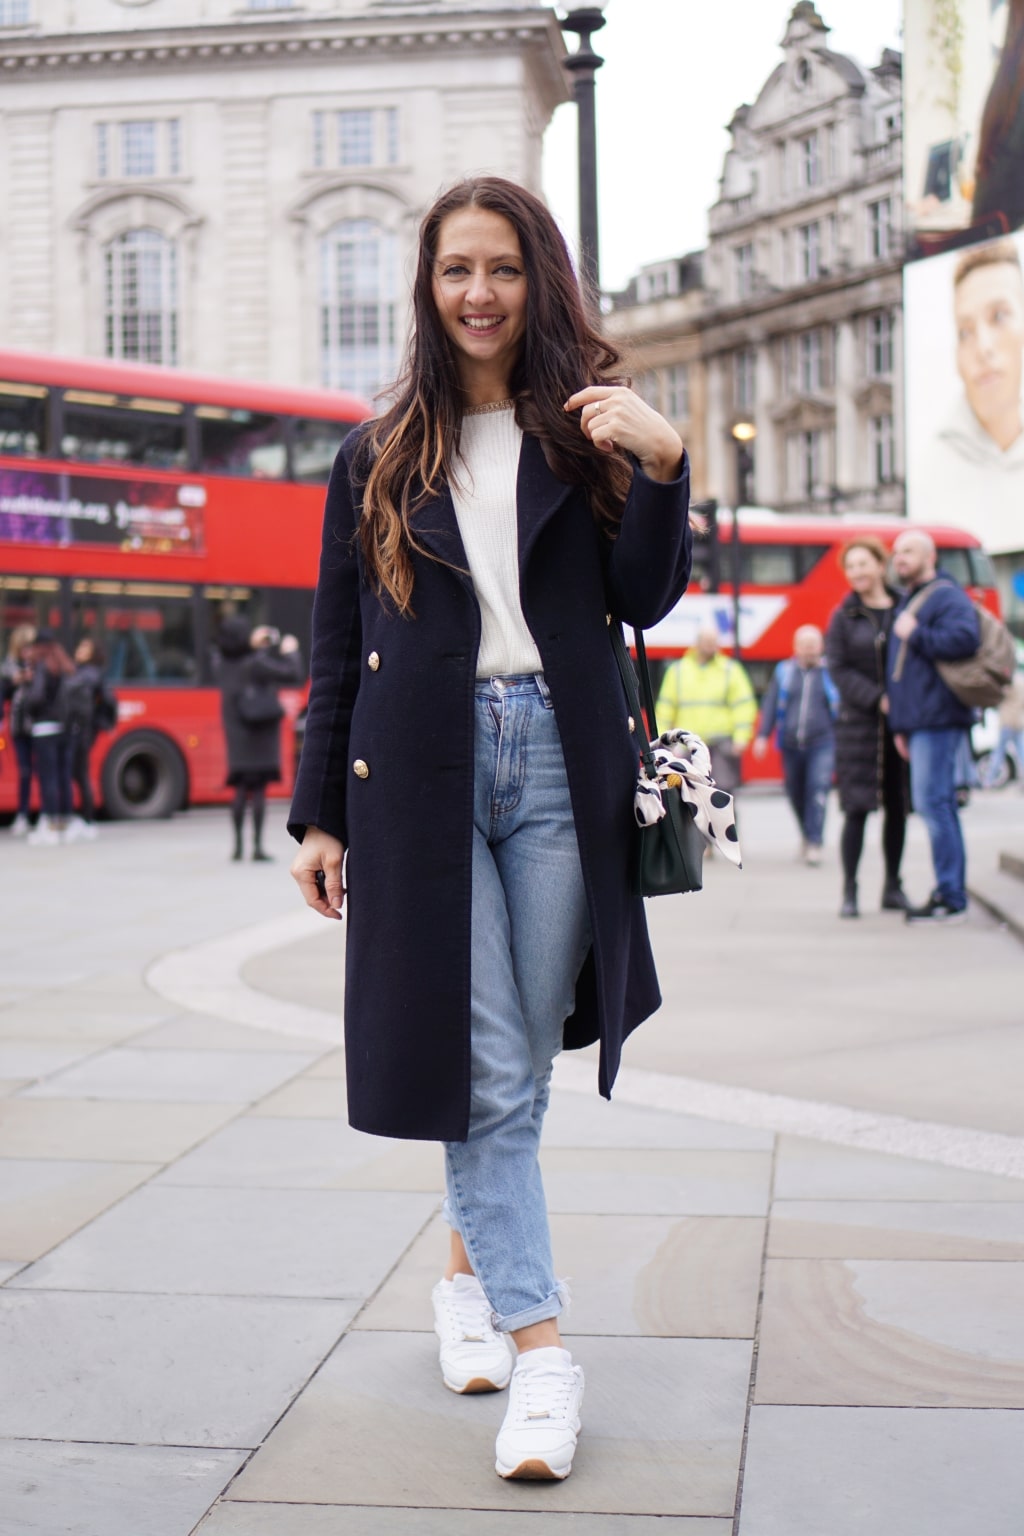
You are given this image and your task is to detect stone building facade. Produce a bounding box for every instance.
[608,2,905,516]
[0,0,567,395]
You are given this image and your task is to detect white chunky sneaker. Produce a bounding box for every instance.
[431,1274,512,1394]
[27,817,61,847]
[10,814,29,837]
[495,1346,584,1481]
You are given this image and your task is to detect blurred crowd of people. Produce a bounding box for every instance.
[1,626,114,845]
[664,528,1020,924]
[2,615,303,854]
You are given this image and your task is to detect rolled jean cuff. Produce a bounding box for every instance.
[492,1279,568,1335]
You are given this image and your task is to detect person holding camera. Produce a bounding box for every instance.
[215,617,303,861]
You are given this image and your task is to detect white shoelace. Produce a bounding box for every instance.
[507,1361,579,1425]
[437,1280,497,1344]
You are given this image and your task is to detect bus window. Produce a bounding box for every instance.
[197,407,286,479]
[934,547,972,587]
[61,392,188,470]
[72,579,196,682]
[0,383,48,458]
[796,544,830,580]
[736,544,799,586]
[969,548,997,589]
[290,416,355,485]
[202,584,312,682]
[0,575,62,643]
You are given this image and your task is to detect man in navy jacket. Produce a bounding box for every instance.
[887,530,980,921]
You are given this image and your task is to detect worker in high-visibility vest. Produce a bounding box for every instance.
[656,626,758,791]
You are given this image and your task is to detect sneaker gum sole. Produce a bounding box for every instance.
[497,1457,571,1481]
[444,1373,509,1395]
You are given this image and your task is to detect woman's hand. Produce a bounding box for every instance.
[564,385,684,483]
[291,826,346,920]
[752,736,769,760]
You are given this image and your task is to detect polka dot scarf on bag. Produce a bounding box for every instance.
[633,729,742,867]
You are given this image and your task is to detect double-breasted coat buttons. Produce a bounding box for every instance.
[368,651,380,671]
[353,759,369,779]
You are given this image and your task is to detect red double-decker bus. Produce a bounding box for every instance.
[0,349,370,818]
[636,506,1001,782]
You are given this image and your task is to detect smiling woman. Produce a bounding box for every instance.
[430,208,529,403]
[287,175,691,1487]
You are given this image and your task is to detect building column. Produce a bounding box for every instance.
[5,113,54,350]
[834,316,859,495]
[221,100,270,380]
[891,303,906,503]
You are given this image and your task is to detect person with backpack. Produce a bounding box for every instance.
[63,637,115,841]
[886,530,981,923]
[215,617,303,861]
[753,626,839,864]
[24,630,75,846]
[655,625,757,794]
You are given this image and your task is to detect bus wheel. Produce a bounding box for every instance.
[101,731,187,820]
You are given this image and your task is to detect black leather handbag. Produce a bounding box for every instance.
[610,620,704,897]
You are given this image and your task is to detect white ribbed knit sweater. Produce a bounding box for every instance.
[451,406,543,679]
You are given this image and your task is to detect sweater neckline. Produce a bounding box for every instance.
[463,400,515,416]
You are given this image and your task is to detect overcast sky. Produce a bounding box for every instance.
[542,0,903,291]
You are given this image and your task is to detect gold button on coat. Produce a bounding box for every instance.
[628,716,636,733]
[353,759,369,779]
[368,651,380,671]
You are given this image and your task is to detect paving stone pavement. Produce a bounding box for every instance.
[0,794,1020,1535]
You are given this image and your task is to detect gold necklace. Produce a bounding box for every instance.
[464,399,515,415]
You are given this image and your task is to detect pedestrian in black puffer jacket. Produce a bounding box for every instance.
[825,537,909,918]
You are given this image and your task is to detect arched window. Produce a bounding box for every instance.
[104,228,178,366]
[320,219,399,398]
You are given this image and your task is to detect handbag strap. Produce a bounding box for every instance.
[609,619,659,782]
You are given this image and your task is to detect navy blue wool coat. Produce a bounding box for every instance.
[288,429,692,1141]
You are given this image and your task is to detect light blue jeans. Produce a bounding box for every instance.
[443,674,591,1333]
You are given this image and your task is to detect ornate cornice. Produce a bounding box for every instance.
[0,8,569,111]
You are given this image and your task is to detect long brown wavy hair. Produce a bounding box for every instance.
[975,0,1024,189]
[356,177,632,615]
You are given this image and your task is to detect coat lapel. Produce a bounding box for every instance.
[409,483,472,588]
[410,433,572,587]
[517,433,573,576]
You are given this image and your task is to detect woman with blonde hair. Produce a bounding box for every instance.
[289,176,691,1482]
[825,537,909,917]
[1,623,38,835]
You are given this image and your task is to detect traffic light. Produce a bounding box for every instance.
[689,498,720,593]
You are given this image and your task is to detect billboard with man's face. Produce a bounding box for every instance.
[905,0,1024,623]
[905,230,1024,556]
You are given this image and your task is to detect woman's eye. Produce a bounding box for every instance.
[441,265,469,278]
[495,265,522,277]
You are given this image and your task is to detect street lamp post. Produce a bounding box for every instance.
[560,3,608,301]
[730,421,757,662]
